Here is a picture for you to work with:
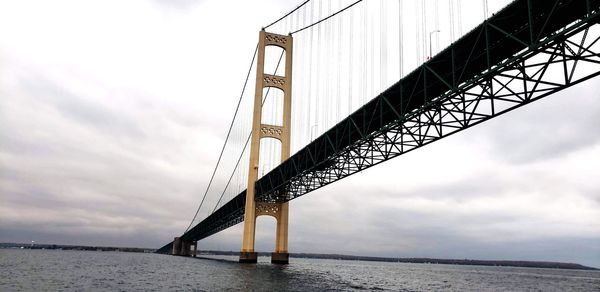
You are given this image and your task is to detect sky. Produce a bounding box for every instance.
[1,0,599,268]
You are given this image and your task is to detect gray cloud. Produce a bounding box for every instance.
[469,79,600,164]
[0,67,221,249]
[25,77,141,136]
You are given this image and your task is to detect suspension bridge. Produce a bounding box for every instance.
[157,0,600,264]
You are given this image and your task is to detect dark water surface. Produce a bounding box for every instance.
[1,249,599,291]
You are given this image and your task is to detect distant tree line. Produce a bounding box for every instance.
[0,242,155,253]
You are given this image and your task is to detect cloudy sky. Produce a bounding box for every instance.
[1,0,599,268]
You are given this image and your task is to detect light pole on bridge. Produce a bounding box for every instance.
[429,29,440,60]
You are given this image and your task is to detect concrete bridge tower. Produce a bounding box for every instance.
[239,30,293,264]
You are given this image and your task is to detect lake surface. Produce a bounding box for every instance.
[1,249,599,291]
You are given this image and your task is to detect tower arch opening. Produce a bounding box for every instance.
[261,87,284,127]
[258,137,282,179]
[264,45,287,76]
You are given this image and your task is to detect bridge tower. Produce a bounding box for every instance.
[239,30,293,264]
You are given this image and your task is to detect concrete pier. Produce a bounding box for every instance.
[271,252,289,264]
[239,252,258,263]
[172,237,182,255]
[171,237,197,257]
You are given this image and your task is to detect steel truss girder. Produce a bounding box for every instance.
[256,1,600,203]
[156,191,246,254]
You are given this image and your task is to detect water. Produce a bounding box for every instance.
[1,249,599,291]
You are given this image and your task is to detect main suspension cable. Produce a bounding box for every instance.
[264,0,311,30]
[183,44,259,233]
[291,0,363,35]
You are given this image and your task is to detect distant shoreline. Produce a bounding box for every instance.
[199,250,598,271]
[0,242,154,253]
[2,242,596,270]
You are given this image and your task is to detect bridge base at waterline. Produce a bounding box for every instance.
[239,251,258,263]
[238,252,289,264]
[171,237,197,257]
[271,252,289,264]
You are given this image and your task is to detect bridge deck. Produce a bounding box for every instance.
[157,0,600,254]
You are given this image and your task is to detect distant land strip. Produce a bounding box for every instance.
[198,250,598,271]
[0,242,154,253]
[2,243,596,270]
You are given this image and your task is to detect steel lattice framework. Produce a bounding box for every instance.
[256,0,600,202]
[157,0,600,254]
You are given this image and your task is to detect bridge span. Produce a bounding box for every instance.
[158,0,600,261]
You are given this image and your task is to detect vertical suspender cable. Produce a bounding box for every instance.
[399,0,403,79]
[422,0,427,61]
[363,0,367,103]
[483,0,489,19]
[348,3,354,115]
[337,0,342,122]
[325,0,331,129]
[380,0,387,89]
[449,0,455,42]
[362,2,375,98]
[434,0,440,55]
[457,0,463,36]
[307,0,314,145]
[317,0,323,134]
[416,1,421,63]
